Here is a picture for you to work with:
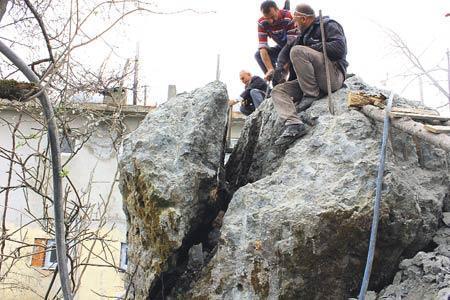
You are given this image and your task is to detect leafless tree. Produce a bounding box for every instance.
[0,0,213,299]
[383,27,449,111]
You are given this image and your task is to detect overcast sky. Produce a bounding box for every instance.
[74,1,450,112]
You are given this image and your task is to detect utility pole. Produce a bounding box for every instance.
[447,49,450,111]
[120,58,130,88]
[168,85,176,100]
[216,54,221,81]
[381,73,389,87]
[133,43,139,105]
[143,85,147,106]
[418,76,424,104]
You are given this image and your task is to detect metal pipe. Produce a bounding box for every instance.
[216,54,221,81]
[447,49,450,112]
[319,10,334,115]
[358,92,395,299]
[0,40,72,300]
[133,42,139,105]
[264,80,271,101]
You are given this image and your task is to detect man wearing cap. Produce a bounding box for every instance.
[256,1,297,81]
[271,3,348,144]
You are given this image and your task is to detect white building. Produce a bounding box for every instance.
[0,99,151,299]
[0,98,244,299]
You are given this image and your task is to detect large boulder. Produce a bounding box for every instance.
[118,82,228,299]
[189,77,449,299]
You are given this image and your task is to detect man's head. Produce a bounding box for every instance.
[239,70,252,85]
[293,4,315,31]
[260,1,279,24]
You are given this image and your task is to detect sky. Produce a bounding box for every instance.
[11,0,450,112]
[111,0,448,111]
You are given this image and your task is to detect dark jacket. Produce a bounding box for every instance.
[277,16,348,75]
[240,76,268,102]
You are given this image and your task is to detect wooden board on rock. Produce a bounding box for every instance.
[391,107,439,116]
[389,112,450,122]
[424,125,450,134]
[347,91,386,108]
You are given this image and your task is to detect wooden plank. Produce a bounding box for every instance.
[391,107,439,116]
[389,111,450,122]
[424,125,450,134]
[347,91,385,108]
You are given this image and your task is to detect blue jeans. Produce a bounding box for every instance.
[240,104,254,116]
[240,89,266,116]
[250,89,265,108]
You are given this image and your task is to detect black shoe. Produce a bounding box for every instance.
[299,111,319,126]
[297,96,315,112]
[275,123,308,146]
[315,90,327,100]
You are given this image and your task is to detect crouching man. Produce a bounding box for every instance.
[229,70,269,116]
[272,3,348,143]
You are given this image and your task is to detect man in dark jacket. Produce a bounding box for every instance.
[229,70,269,116]
[271,3,348,143]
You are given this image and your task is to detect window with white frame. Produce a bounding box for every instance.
[44,239,57,269]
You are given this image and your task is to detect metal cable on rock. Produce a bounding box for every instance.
[358,92,395,300]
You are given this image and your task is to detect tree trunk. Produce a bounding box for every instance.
[361,105,450,152]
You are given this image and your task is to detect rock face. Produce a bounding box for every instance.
[118,82,228,299]
[375,227,450,299]
[189,77,449,299]
[120,77,450,299]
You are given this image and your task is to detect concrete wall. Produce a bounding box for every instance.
[0,103,245,299]
[0,106,145,299]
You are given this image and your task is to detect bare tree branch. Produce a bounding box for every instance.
[23,0,54,64]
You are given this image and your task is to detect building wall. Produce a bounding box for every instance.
[0,107,144,299]
[0,104,245,299]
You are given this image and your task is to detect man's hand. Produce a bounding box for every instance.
[264,69,274,81]
[228,99,238,106]
[272,66,285,87]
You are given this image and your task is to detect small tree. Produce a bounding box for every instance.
[0,1,211,299]
[383,27,449,111]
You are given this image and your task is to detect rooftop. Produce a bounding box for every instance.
[0,98,156,118]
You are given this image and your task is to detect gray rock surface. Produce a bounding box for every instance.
[376,228,450,300]
[443,213,450,227]
[118,82,228,299]
[189,77,450,299]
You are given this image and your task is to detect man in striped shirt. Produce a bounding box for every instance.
[256,1,297,80]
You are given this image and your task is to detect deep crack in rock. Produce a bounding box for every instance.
[120,78,450,299]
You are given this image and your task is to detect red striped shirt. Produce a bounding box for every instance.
[258,9,297,49]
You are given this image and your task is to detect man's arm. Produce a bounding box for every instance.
[276,38,295,68]
[240,86,252,102]
[284,11,298,43]
[228,99,240,106]
[260,48,275,78]
[258,22,275,79]
[249,76,268,92]
[308,21,346,61]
